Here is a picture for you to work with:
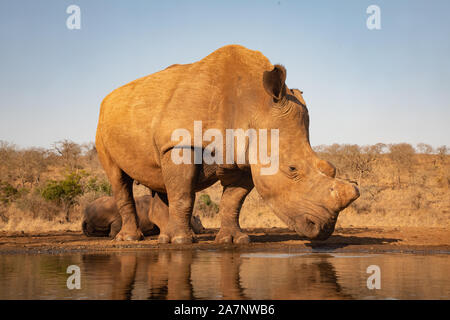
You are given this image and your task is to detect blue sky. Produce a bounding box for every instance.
[0,0,449,148]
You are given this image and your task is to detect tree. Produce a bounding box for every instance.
[372,143,388,154]
[435,145,449,188]
[0,181,19,205]
[41,172,84,222]
[314,143,382,184]
[388,143,416,187]
[436,145,448,162]
[340,144,379,187]
[417,143,433,154]
[0,141,17,182]
[15,148,49,188]
[53,140,82,170]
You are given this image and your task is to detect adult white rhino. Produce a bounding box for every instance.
[96,45,359,243]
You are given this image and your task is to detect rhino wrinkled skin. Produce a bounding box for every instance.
[96,44,359,243]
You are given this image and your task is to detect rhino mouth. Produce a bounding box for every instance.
[266,201,338,241]
[293,213,337,241]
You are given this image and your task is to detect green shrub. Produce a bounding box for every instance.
[197,193,219,218]
[199,194,212,206]
[0,182,19,205]
[40,172,84,221]
[86,177,112,196]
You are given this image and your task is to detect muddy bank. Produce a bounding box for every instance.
[0,227,448,254]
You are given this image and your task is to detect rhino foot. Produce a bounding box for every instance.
[158,232,193,244]
[215,228,250,244]
[114,229,144,241]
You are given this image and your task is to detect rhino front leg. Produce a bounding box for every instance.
[215,172,254,244]
[159,152,196,244]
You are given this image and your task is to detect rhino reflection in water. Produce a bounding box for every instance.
[79,253,351,300]
[81,252,194,300]
[96,44,359,243]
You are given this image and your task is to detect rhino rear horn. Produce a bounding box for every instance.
[263,64,287,102]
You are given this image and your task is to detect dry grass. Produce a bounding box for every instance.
[1,216,81,233]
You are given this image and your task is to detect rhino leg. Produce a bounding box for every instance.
[215,172,253,244]
[158,153,196,244]
[220,252,248,299]
[109,218,122,238]
[167,251,194,299]
[96,137,144,241]
[82,220,106,237]
[147,192,170,233]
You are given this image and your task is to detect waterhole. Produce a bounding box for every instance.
[0,251,448,299]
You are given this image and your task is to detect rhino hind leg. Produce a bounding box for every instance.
[96,137,144,241]
[215,172,254,244]
[158,153,196,244]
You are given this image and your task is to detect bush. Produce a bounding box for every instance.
[16,192,60,220]
[388,143,416,187]
[0,182,19,205]
[86,177,112,196]
[197,194,219,218]
[40,172,84,222]
[199,194,212,206]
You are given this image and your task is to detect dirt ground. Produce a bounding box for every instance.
[0,227,448,254]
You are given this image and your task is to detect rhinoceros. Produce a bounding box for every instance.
[82,194,204,238]
[96,44,359,243]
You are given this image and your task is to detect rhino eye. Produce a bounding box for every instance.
[283,165,301,180]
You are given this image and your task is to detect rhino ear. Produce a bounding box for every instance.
[263,64,287,102]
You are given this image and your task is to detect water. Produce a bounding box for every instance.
[0,250,448,299]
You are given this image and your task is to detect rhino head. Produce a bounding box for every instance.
[249,64,360,240]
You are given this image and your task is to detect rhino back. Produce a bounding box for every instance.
[96,45,272,189]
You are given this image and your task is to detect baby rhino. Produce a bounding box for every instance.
[82,194,204,238]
